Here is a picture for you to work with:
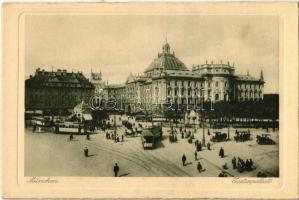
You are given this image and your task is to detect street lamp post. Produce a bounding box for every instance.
[114,113,117,143]
[202,113,206,147]
[202,109,206,147]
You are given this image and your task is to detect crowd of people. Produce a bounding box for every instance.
[105,131,124,143]
[231,156,255,173]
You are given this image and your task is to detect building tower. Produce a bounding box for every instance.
[90,67,105,95]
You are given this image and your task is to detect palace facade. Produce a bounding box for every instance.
[25,68,94,113]
[105,41,265,114]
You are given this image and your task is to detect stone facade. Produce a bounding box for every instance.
[104,41,265,115]
[25,68,94,112]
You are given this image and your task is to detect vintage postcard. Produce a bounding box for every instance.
[2,2,299,199]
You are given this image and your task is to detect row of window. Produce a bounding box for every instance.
[169,80,229,88]
[238,84,262,89]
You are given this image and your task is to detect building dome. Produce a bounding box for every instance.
[144,42,188,73]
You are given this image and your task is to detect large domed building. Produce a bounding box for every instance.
[104,40,265,115]
[144,42,188,76]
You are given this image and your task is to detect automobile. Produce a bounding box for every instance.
[256,134,276,145]
[234,130,251,142]
[210,132,227,142]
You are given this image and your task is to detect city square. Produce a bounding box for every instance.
[25,115,279,177]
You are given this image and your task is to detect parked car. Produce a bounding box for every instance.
[256,134,276,145]
[210,132,227,142]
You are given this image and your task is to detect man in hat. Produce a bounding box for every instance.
[84,147,89,157]
[182,154,187,166]
[197,161,203,173]
[219,147,224,158]
[113,163,120,177]
[232,156,237,169]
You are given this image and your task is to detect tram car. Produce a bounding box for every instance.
[55,122,84,134]
[256,134,276,145]
[234,130,251,142]
[31,116,55,132]
[210,132,227,142]
[141,125,162,149]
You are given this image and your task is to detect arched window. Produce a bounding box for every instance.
[167,88,172,95]
[215,93,219,101]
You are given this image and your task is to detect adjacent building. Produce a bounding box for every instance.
[104,41,265,115]
[25,68,94,113]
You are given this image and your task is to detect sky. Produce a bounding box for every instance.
[26,15,279,93]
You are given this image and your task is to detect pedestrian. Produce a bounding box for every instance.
[194,151,198,160]
[69,134,73,141]
[174,134,177,142]
[195,139,198,147]
[245,159,251,171]
[84,147,89,157]
[207,142,211,150]
[249,158,253,169]
[117,136,120,143]
[86,133,90,140]
[121,134,124,142]
[232,157,237,169]
[182,154,187,166]
[222,162,228,170]
[113,163,120,177]
[219,147,224,158]
[197,142,202,151]
[197,161,203,173]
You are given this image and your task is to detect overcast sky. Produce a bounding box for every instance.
[26,15,278,93]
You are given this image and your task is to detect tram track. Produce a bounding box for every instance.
[125,141,191,176]
[87,142,155,174]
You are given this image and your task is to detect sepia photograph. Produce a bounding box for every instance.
[3,2,299,199]
[24,14,279,178]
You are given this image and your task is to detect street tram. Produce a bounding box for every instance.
[141,125,162,149]
[55,122,83,134]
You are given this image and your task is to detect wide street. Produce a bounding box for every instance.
[25,116,279,177]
